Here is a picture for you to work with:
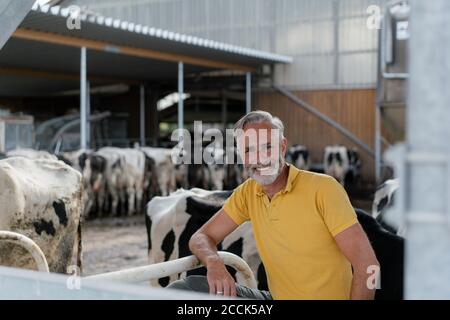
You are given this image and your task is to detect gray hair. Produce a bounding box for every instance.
[233,110,285,139]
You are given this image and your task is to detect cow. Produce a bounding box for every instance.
[0,157,83,273]
[355,208,404,300]
[223,146,249,190]
[204,145,226,190]
[170,145,189,190]
[372,179,399,219]
[372,179,401,235]
[95,147,148,216]
[6,148,58,160]
[58,150,96,217]
[111,148,146,215]
[286,145,310,170]
[324,145,361,188]
[141,147,177,197]
[145,188,267,289]
[146,188,404,299]
[94,148,127,216]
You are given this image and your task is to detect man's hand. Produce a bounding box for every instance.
[189,208,240,297]
[206,257,237,297]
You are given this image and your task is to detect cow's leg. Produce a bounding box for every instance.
[109,186,119,215]
[119,188,127,216]
[127,186,136,216]
[135,185,144,214]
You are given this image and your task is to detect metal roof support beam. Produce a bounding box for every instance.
[178,61,184,133]
[140,84,146,147]
[80,46,87,150]
[246,72,251,114]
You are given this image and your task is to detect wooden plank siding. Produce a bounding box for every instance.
[252,88,382,184]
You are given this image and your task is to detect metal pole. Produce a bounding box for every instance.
[140,84,145,146]
[375,21,383,183]
[375,104,381,182]
[332,0,340,86]
[86,80,90,149]
[406,0,450,299]
[80,46,87,150]
[221,91,227,130]
[386,0,450,299]
[178,62,184,132]
[246,72,251,114]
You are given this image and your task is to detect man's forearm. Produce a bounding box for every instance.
[189,233,224,268]
[350,269,376,300]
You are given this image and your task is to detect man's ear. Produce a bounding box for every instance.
[281,137,288,157]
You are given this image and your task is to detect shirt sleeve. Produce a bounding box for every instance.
[222,180,250,225]
[316,176,358,237]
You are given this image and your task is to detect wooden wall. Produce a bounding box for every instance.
[253,88,380,184]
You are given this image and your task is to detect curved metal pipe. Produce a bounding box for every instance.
[0,231,49,273]
[85,251,258,289]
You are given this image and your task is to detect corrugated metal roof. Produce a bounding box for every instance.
[0,3,292,96]
[22,3,293,65]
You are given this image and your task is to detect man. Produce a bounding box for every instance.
[168,110,379,300]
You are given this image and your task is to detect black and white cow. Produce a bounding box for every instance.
[372,179,401,235]
[286,144,310,170]
[223,146,248,190]
[141,147,177,196]
[355,208,404,300]
[324,145,361,188]
[146,189,404,299]
[58,149,98,217]
[204,145,226,190]
[372,179,399,219]
[145,188,267,289]
[0,156,83,273]
[93,147,148,216]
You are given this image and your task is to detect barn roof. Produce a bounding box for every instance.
[0,3,293,97]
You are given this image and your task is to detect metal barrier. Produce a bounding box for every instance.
[85,251,258,289]
[0,231,49,273]
[0,232,257,290]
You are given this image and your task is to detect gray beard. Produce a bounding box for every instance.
[248,157,285,186]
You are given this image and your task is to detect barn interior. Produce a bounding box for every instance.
[0,5,291,152]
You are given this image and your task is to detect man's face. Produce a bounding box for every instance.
[236,122,287,186]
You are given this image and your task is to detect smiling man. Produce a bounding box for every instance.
[167,110,379,300]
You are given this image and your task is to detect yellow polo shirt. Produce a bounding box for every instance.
[223,163,358,300]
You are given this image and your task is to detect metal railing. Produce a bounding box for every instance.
[0,231,257,290]
[0,231,49,273]
[85,251,258,289]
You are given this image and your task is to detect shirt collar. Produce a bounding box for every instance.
[255,162,300,196]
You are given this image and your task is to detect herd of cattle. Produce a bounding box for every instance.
[1,144,362,219]
[0,145,402,299]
